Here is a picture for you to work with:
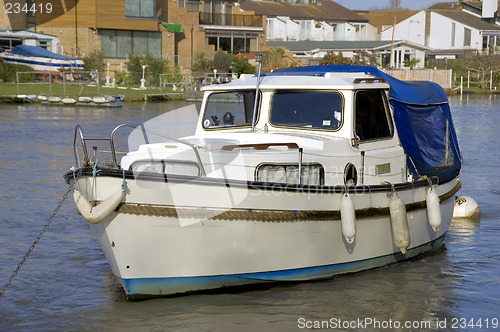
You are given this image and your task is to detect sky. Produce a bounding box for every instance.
[336,0,453,10]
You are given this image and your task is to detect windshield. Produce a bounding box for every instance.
[270,90,343,130]
[202,90,259,129]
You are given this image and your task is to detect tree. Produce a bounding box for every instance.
[320,52,353,65]
[262,47,289,72]
[321,50,379,66]
[126,53,168,86]
[192,51,211,76]
[232,54,256,76]
[452,51,500,88]
[213,49,233,74]
[403,57,420,69]
[353,49,379,66]
[82,50,104,73]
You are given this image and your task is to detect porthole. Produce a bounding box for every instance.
[344,163,357,186]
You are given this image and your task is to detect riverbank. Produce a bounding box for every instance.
[0,82,204,103]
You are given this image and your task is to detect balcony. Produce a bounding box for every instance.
[199,13,263,27]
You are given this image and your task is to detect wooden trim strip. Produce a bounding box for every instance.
[114,181,461,222]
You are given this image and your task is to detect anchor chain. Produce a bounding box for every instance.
[0,183,74,298]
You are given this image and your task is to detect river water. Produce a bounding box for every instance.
[0,96,499,331]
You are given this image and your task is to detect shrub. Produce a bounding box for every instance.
[213,49,233,74]
[232,54,256,76]
[126,53,168,86]
[0,63,34,82]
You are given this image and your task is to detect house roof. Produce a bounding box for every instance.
[432,9,500,31]
[357,9,419,33]
[266,40,430,52]
[427,2,460,10]
[240,0,368,22]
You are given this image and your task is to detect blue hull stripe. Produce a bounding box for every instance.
[120,235,445,298]
[1,57,84,69]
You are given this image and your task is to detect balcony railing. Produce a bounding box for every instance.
[199,13,263,27]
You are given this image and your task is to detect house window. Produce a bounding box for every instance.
[483,36,488,49]
[179,0,200,12]
[300,21,311,40]
[451,22,455,47]
[101,30,161,58]
[206,32,257,54]
[267,18,274,38]
[464,27,471,47]
[125,0,156,18]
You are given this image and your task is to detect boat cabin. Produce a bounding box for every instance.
[121,71,408,187]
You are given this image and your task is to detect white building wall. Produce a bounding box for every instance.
[428,12,482,50]
[381,11,426,46]
[266,17,374,42]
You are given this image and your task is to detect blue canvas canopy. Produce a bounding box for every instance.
[9,45,80,60]
[270,65,462,183]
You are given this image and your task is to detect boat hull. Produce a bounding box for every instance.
[68,169,459,298]
[0,53,84,73]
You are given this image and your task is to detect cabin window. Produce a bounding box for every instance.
[256,164,324,185]
[270,90,343,130]
[202,90,260,129]
[131,160,200,176]
[354,89,393,141]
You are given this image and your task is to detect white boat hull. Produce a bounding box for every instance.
[70,170,459,298]
[0,53,84,73]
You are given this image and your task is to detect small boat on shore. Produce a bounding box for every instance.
[0,45,84,73]
[41,95,123,107]
[65,65,462,299]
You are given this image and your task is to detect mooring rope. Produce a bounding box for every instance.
[0,184,73,298]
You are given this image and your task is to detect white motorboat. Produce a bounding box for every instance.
[65,65,462,299]
[0,45,84,73]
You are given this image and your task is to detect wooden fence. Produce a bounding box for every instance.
[381,69,453,93]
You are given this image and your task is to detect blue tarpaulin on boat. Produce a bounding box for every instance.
[270,65,461,183]
[9,45,80,60]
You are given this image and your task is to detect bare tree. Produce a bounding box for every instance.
[389,0,401,9]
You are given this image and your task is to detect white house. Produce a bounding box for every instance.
[266,40,428,68]
[381,0,500,54]
[241,0,377,42]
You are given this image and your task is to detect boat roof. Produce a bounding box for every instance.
[202,71,390,91]
[8,45,80,60]
[270,65,449,105]
[204,65,449,105]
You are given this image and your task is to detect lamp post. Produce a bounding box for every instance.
[140,65,147,89]
[105,63,111,86]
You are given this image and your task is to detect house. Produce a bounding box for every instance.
[381,0,500,62]
[0,0,266,71]
[356,9,419,40]
[0,29,61,53]
[240,0,377,42]
[267,39,428,68]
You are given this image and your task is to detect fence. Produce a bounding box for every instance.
[381,69,453,91]
[15,70,99,96]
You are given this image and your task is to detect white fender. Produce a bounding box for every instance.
[340,193,356,243]
[389,193,410,254]
[74,189,126,224]
[453,195,480,219]
[426,187,442,232]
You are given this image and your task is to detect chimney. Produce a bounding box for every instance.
[482,0,498,23]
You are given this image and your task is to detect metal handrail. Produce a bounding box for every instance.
[74,124,207,176]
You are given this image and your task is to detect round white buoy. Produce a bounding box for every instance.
[426,186,442,232]
[453,195,480,219]
[340,193,356,243]
[389,193,410,254]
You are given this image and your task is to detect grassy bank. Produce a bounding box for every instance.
[0,82,187,101]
